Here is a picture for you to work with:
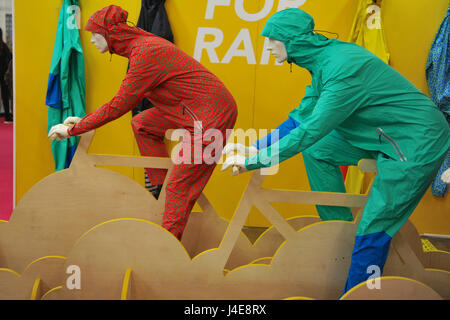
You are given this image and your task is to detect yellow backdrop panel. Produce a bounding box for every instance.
[378,0,450,235]
[15,0,449,234]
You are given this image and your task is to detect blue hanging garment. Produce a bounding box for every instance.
[427,4,450,197]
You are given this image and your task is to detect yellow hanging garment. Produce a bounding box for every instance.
[348,0,390,63]
[346,0,390,194]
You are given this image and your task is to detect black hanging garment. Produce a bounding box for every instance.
[132,0,174,116]
[131,0,174,198]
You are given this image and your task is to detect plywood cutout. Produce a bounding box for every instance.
[0,131,170,273]
[53,159,377,300]
[0,256,66,300]
[394,219,450,272]
[56,215,449,300]
[340,276,443,300]
[383,228,450,299]
[0,268,22,299]
[0,131,268,274]
[50,218,356,300]
[2,130,448,300]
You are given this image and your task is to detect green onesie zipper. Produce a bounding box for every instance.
[376,128,408,162]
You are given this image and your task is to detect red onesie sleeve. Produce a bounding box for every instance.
[68,45,161,136]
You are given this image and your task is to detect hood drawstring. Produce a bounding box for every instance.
[110,53,113,62]
[290,62,293,73]
[313,29,339,39]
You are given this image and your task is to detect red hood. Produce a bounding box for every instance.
[85,5,149,57]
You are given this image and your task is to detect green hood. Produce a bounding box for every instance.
[261,8,331,71]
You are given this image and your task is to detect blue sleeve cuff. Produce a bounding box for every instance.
[254,116,299,150]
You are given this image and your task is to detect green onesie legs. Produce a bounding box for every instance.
[302,129,446,294]
[302,130,375,221]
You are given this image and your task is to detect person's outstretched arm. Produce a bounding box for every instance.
[68,46,161,137]
[245,76,368,170]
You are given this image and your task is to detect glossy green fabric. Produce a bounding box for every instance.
[46,0,86,171]
[246,8,449,237]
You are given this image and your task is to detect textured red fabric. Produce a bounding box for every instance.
[70,5,238,240]
[131,107,174,185]
[131,106,236,240]
[162,161,218,239]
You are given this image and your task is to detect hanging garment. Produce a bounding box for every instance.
[132,0,174,116]
[345,0,390,194]
[46,0,86,171]
[137,0,173,42]
[245,8,449,295]
[348,0,390,64]
[0,35,12,122]
[132,0,175,193]
[3,60,13,122]
[69,5,237,240]
[427,4,450,197]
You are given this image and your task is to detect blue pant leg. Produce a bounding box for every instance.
[342,153,446,296]
[343,231,392,294]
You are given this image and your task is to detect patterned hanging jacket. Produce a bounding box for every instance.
[68,5,237,139]
[427,4,450,197]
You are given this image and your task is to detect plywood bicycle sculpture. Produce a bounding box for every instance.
[0,131,449,300]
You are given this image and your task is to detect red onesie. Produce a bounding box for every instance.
[69,5,238,239]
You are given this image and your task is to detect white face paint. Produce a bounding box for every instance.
[91,33,109,54]
[267,38,288,63]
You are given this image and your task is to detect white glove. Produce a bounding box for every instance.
[223,143,258,155]
[441,168,450,184]
[48,124,70,141]
[63,116,82,126]
[221,154,248,176]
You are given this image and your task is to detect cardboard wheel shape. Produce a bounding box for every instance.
[57,219,195,300]
[383,228,450,299]
[340,277,443,300]
[0,268,21,299]
[0,256,66,300]
[56,217,357,300]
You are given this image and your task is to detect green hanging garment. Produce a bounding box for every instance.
[45,0,86,171]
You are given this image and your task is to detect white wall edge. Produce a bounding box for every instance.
[12,0,15,210]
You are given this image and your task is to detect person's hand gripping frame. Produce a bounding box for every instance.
[48,117,82,141]
[221,143,258,176]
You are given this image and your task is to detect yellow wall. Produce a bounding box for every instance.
[381,0,450,235]
[15,0,143,202]
[14,0,449,234]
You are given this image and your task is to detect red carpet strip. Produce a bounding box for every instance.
[0,117,13,220]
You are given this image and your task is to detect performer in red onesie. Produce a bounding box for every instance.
[49,5,238,240]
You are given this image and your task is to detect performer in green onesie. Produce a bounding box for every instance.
[223,8,449,294]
